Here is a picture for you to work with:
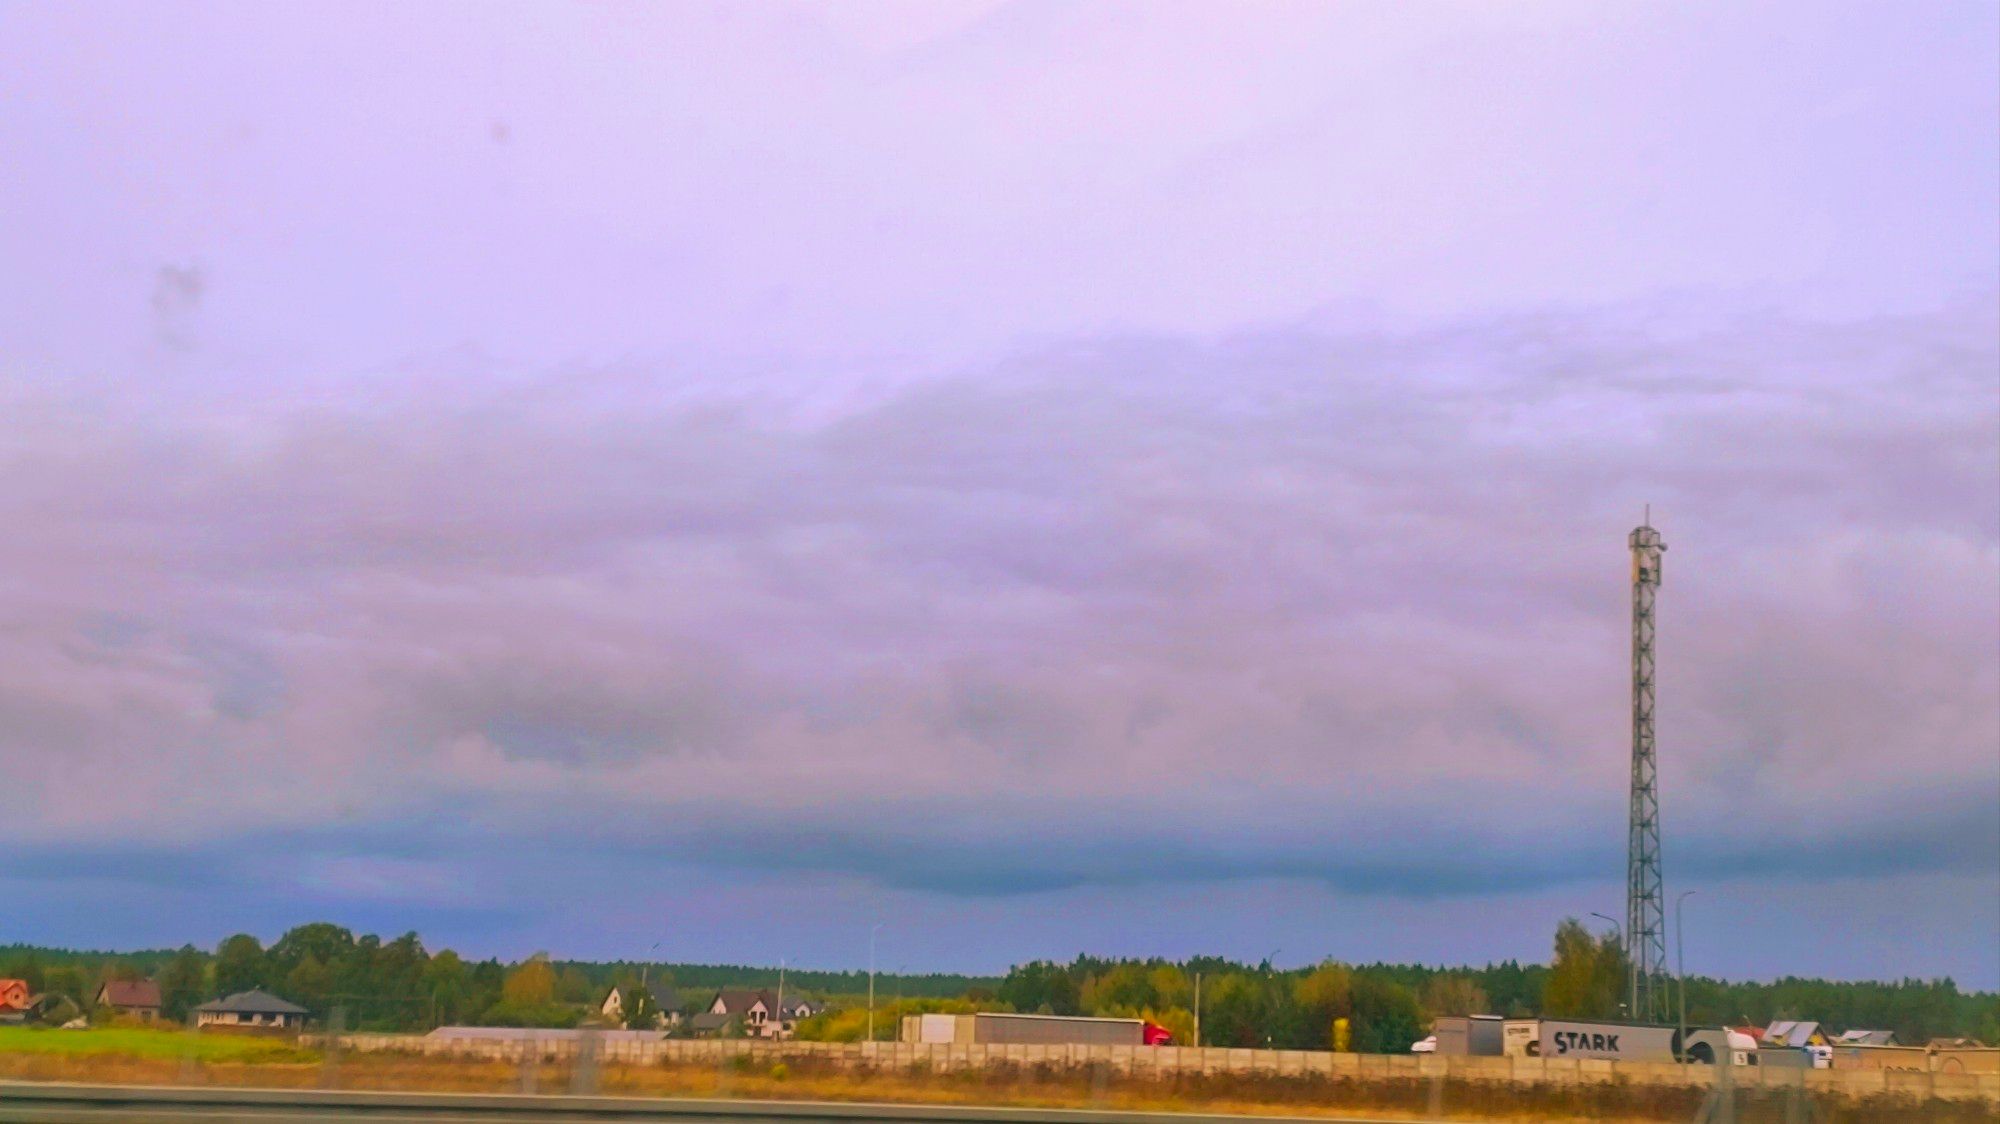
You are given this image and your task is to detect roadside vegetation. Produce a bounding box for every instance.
[0,1025,313,1063]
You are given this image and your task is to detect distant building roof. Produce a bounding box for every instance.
[709,989,770,1015]
[708,988,815,1018]
[195,989,309,1016]
[689,1011,733,1032]
[1834,1029,1898,1047]
[1763,1021,1825,1047]
[98,980,162,1009]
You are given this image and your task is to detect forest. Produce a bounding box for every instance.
[5,917,1994,1050]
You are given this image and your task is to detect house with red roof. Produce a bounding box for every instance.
[96,979,163,1022]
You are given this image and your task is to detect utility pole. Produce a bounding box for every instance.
[1193,971,1201,1049]
[1677,891,1698,1049]
[1627,514,1670,1023]
[1262,951,1280,1048]
[775,958,787,1041]
[868,924,883,1046]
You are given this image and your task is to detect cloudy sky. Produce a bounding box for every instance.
[2,1,1996,986]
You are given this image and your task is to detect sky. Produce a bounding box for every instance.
[1,1,1996,987]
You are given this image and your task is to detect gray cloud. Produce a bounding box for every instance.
[0,298,1992,917]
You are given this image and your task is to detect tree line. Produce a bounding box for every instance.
[5,918,1994,1048]
[0,924,993,1032]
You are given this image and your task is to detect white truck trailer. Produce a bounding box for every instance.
[1433,1015,1506,1056]
[1533,1019,1749,1064]
[902,1012,1159,1046]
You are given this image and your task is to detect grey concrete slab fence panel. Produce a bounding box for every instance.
[301,1033,2000,1103]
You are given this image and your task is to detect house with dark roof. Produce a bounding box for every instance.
[598,985,685,1029]
[96,979,163,1022]
[688,1010,734,1034]
[194,989,309,1030]
[700,989,820,1039]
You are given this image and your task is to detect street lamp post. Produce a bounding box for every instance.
[868,924,884,1046]
[1588,913,1626,1017]
[1588,912,1622,944]
[1676,891,1698,1048]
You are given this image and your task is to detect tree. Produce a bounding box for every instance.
[285,954,335,1014]
[1294,962,1354,1049]
[268,923,355,981]
[470,959,506,1018]
[422,950,473,1027]
[623,986,659,1030]
[503,956,557,1007]
[0,952,44,993]
[481,957,579,1030]
[157,945,208,1022]
[1543,918,1626,1019]
[1420,974,1490,1019]
[795,997,979,1043]
[557,965,593,1005]
[43,965,89,1010]
[998,960,1080,1016]
[1147,966,1193,1012]
[1349,976,1425,1053]
[1201,972,1267,1047]
[1083,962,1158,1014]
[214,934,269,996]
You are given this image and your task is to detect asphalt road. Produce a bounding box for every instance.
[0,1084,1448,1124]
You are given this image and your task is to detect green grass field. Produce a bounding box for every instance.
[0,1026,316,1063]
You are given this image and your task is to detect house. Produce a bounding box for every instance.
[194,989,309,1030]
[95,979,163,1022]
[599,985,685,1029]
[1834,1029,1897,1047]
[701,989,819,1039]
[688,1010,734,1035]
[1761,1020,1829,1048]
[653,986,684,1027]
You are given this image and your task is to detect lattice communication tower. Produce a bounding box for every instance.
[1626,519,1669,1022]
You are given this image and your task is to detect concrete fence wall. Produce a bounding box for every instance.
[314,1033,2000,1103]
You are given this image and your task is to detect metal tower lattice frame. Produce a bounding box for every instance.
[1626,522,1669,1022]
